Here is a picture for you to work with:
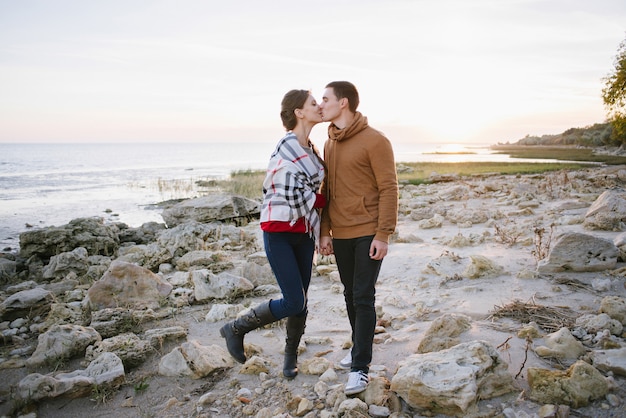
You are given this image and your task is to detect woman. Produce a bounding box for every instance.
[220,89,326,378]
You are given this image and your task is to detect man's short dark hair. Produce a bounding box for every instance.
[326,81,359,113]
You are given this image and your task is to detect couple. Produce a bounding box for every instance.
[219,81,399,396]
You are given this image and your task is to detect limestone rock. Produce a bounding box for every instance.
[143,326,188,348]
[583,189,626,230]
[85,332,153,368]
[600,295,626,326]
[390,340,515,415]
[537,232,618,273]
[300,357,332,375]
[191,270,254,301]
[26,324,101,367]
[175,250,233,272]
[590,347,626,376]
[156,221,257,258]
[418,213,444,229]
[89,307,141,338]
[463,255,503,279]
[117,221,166,245]
[534,327,586,360]
[239,355,271,374]
[528,360,609,407]
[0,257,18,285]
[417,313,472,353]
[0,287,54,322]
[18,352,124,401]
[161,194,260,227]
[353,376,392,408]
[84,260,173,311]
[575,313,623,336]
[205,303,245,322]
[158,340,233,379]
[424,252,502,279]
[19,217,120,262]
[337,398,369,416]
[42,247,89,281]
[32,302,86,333]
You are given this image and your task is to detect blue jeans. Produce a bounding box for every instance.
[333,235,382,374]
[263,232,315,320]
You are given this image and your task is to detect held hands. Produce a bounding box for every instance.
[369,239,388,260]
[319,236,333,255]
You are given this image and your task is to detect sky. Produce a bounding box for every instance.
[0,0,625,146]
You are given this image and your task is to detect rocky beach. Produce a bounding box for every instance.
[2,164,626,418]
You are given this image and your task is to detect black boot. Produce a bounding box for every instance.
[219,301,275,363]
[283,314,306,378]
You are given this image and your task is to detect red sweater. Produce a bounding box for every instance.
[261,193,327,233]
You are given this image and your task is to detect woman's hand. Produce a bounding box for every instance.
[319,236,333,255]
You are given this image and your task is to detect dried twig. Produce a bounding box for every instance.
[496,336,513,350]
[515,337,532,379]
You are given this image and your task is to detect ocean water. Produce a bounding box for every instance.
[0,140,528,251]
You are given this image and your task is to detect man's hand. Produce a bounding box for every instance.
[319,236,334,255]
[369,239,388,260]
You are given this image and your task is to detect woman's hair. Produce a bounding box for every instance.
[280,89,310,131]
[325,81,359,113]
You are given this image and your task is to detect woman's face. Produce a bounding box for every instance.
[299,94,323,124]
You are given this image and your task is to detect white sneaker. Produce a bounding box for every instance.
[344,371,369,395]
[338,351,352,369]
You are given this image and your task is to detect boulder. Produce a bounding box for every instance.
[84,260,173,311]
[19,217,120,261]
[534,327,586,360]
[156,221,257,259]
[528,360,609,407]
[161,194,260,227]
[583,189,626,230]
[42,247,89,281]
[85,332,153,368]
[18,352,124,401]
[590,347,626,376]
[417,313,472,354]
[191,270,254,301]
[0,287,54,322]
[26,324,101,367]
[600,295,626,326]
[391,340,515,416]
[158,340,233,379]
[0,257,18,285]
[537,232,618,273]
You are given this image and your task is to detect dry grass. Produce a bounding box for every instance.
[487,298,579,333]
[216,169,265,200]
[396,162,591,185]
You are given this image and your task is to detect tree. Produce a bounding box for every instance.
[602,35,626,145]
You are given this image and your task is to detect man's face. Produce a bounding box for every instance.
[320,87,341,122]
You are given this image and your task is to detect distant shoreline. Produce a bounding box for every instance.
[488,144,626,165]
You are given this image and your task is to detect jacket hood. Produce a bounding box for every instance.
[327,111,369,142]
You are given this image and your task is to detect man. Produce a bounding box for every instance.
[318,81,398,395]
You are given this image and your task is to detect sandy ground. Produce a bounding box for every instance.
[2,167,626,417]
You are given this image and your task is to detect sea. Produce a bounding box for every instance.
[0,141,556,251]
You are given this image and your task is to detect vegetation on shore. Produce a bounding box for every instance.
[216,145,622,198]
[395,161,592,185]
[490,144,626,165]
[496,123,614,147]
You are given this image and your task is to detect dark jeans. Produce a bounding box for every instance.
[263,231,315,320]
[333,235,382,373]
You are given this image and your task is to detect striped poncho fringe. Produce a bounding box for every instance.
[261,133,325,243]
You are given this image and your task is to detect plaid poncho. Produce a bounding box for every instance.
[261,132,325,242]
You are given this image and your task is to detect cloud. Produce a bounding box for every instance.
[0,0,624,143]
